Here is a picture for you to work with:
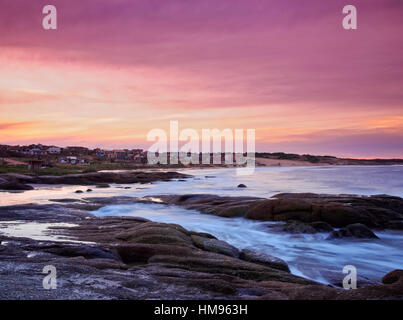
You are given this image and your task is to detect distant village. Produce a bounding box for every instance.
[0,144,148,170]
[0,143,249,171]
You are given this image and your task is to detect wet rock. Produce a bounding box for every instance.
[239,249,290,272]
[327,223,379,239]
[153,193,403,230]
[189,231,217,240]
[42,244,118,260]
[388,220,403,230]
[49,198,83,203]
[0,171,190,191]
[191,235,239,258]
[95,183,110,188]
[1,202,402,300]
[153,194,262,218]
[310,221,333,232]
[281,220,318,234]
[237,184,247,188]
[0,176,34,191]
[382,269,403,284]
[0,203,93,222]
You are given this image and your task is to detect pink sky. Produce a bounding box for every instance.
[0,0,402,157]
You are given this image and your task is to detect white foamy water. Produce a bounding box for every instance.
[1,165,403,285]
[92,201,403,286]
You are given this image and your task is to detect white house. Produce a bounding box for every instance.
[47,147,62,154]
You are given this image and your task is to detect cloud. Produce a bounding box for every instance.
[0,121,38,130]
[0,0,402,157]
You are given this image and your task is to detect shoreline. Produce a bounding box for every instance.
[1,167,403,299]
[1,197,402,299]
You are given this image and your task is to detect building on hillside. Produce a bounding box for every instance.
[112,150,129,160]
[28,148,46,156]
[65,146,89,156]
[47,146,62,154]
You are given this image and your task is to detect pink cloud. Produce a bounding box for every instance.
[0,0,402,157]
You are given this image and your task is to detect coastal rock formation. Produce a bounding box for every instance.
[0,175,34,191]
[1,202,402,299]
[152,193,403,230]
[0,171,190,191]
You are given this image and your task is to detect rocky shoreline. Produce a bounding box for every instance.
[150,193,403,233]
[1,193,403,299]
[0,171,190,191]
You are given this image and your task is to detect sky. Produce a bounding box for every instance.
[0,0,402,158]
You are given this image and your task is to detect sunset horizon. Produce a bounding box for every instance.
[1,0,403,158]
[1,0,403,306]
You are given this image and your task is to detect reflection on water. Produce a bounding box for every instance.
[0,221,86,243]
[2,166,403,206]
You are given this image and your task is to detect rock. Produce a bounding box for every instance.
[116,243,195,263]
[75,190,84,193]
[281,220,317,234]
[152,194,262,218]
[50,198,83,203]
[310,221,333,232]
[95,183,110,188]
[116,222,193,246]
[1,202,402,300]
[0,177,34,191]
[42,244,118,260]
[388,220,403,230]
[86,189,93,192]
[191,235,239,258]
[327,223,379,239]
[0,171,190,191]
[153,193,403,230]
[189,231,217,239]
[239,249,290,272]
[237,184,247,188]
[382,270,403,284]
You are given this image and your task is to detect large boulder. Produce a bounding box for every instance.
[382,269,403,285]
[0,176,34,191]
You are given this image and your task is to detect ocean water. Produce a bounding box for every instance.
[1,165,403,285]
